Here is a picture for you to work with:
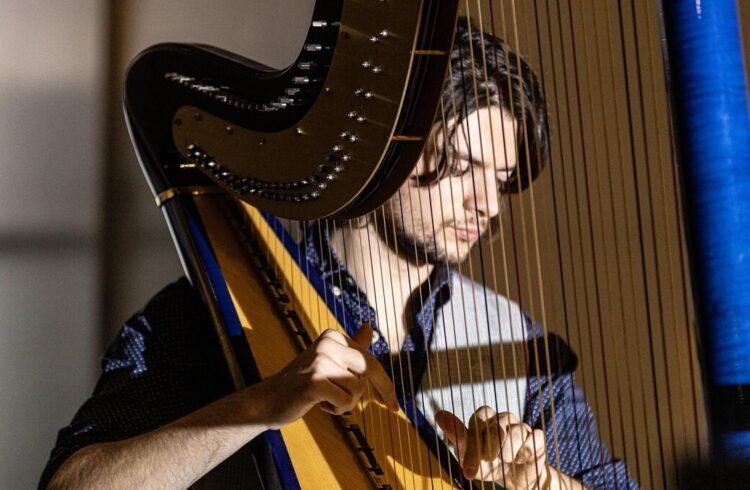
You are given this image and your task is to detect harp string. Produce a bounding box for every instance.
[398,157,455,485]
[543,0,612,479]
[573,0,649,480]
[521,0,590,476]
[461,6,532,486]
[481,1,566,479]
[615,0,670,483]
[510,0,562,478]
[344,218,393,486]
[473,2,551,482]
[389,199,436,484]
[367,210,411,484]
[610,0,671,486]
[600,1,674,478]
[478,0,524,407]
[530,0,600,477]
[622,1,681,482]
[625,1,679,480]
[642,0,704,464]
[507,0,566,461]
[331,214,412,487]
[441,17,533,481]
[393,193,438,484]
[440,49,490,484]
[332,218,399,485]
[528,0,631,481]
[450,4,541,485]
[465,3,508,445]
[554,0,618,471]
[491,2,540,439]
[592,1,651,481]
[641,0,703,470]
[534,0,606,476]
[337,220,374,476]
[375,204,414,484]
[464,1,705,486]
[473,3,529,470]
[632,0,702,479]
[426,126,465,485]
[524,1,580,474]
[324,219,358,431]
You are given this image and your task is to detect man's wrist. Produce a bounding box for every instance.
[231,378,278,432]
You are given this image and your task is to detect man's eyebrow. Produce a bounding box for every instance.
[456,151,482,165]
[457,151,516,179]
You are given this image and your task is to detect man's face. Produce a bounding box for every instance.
[383,106,518,265]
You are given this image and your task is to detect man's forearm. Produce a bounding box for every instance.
[46,327,397,489]
[47,383,272,490]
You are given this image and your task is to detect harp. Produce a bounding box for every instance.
[123,0,750,488]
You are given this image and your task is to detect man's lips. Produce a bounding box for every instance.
[453,225,481,242]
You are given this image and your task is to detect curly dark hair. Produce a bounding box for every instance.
[418,17,550,194]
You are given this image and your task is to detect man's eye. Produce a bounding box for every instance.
[414,157,437,177]
[452,159,472,175]
[497,168,515,183]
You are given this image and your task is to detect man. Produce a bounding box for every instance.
[41,18,637,489]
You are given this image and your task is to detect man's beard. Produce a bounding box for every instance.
[390,218,452,266]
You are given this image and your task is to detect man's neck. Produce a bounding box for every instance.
[329,223,434,351]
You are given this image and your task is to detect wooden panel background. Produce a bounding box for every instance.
[464,1,750,488]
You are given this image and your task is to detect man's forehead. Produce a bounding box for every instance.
[441,107,518,167]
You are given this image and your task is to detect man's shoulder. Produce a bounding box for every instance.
[129,277,206,333]
[448,271,522,315]
[436,270,527,341]
[101,277,213,369]
[143,277,199,313]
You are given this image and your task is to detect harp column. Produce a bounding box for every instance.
[663,0,750,460]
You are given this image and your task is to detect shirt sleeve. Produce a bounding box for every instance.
[524,369,640,489]
[38,278,233,489]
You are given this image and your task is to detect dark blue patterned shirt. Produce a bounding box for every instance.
[40,230,638,489]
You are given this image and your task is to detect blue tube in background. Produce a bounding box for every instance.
[664,0,750,459]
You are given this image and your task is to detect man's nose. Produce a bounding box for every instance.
[464,168,500,219]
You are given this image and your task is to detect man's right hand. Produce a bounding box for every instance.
[47,325,397,489]
[251,325,399,430]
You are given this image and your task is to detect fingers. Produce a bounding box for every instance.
[499,424,548,489]
[314,329,399,411]
[437,407,548,485]
[435,410,468,459]
[496,413,545,466]
[353,323,374,350]
[314,377,359,415]
[436,408,505,481]
[322,358,365,403]
[509,426,546,466]
[464,406,504,479]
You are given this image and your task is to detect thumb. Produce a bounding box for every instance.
[435,410,468,458]
[353,323,374,350]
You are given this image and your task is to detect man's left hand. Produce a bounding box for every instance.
[435,407,550,489]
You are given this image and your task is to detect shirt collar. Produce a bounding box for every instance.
[304,224,453,355]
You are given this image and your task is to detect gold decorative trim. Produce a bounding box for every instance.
[391,135,424,142]
[413,49,447,55]
[155,186,224,207]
